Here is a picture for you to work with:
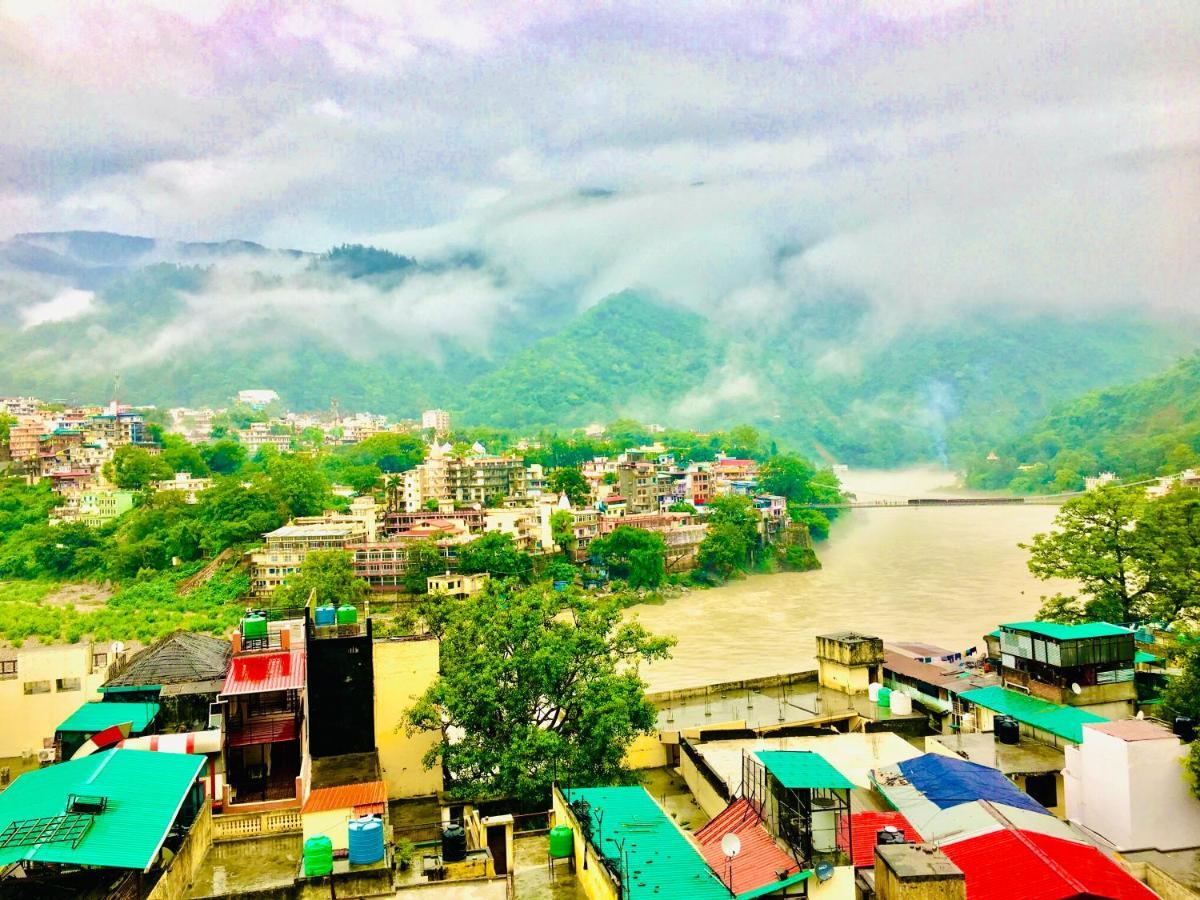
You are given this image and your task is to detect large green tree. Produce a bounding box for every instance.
[1024,485,1153,623]
[588,526,666,588]
[105,445,173,490]
[403,540,449,594]
[457,532,533,581]
[407,584,673,806]
[273,550,368,607]
[548,467,590,506]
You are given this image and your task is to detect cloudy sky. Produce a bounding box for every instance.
[1,0,1197,324]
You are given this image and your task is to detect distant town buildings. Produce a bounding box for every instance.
[421,408,451,435]
[236,388,279,408]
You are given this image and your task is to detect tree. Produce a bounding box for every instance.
[201,440,248,475]
[668,501,698,515]
[159,434,210,477]
[273,550,368,607]
[105,446,173,490]
[403,540,448,594]
[260,452,330,517]
[407,583,673,806]
[789,505,831,541]
[550,510,575,558]
[548,467,590,506]
[195,476,288,554]
[1024,486,1153,623]
[724,425,763,459]
[0,414,14,446]
[698,521,752,580]
[759,453,817,503]
[588,527,666,588]
[458,532,533,582]
[1135,487,1200,622]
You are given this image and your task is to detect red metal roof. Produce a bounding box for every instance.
[302,780,387,814]
[838,811,922,868]
[695,798,802,895]
[221,649,306,696]
[941,829,1156,900]
[227,715,299,747]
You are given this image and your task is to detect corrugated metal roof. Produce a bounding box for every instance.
[56,701,160,735]
[838,811,921,868]
[897,755,1048,815]
[562,786,730,900]
[1134,650,1160,664]
[1000,621,1131,640]
[735,870,811,899]
[941,828,1156,900]
[221,649,306,696]
[695,798,802,895]
[958,686,1107,743]
[756,750,853,789]
[0,749,204,871]
[302,780,387,814]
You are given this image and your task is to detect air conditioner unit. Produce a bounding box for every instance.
[37,748,55,764]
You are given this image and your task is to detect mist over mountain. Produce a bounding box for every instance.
[1,230,1195,466]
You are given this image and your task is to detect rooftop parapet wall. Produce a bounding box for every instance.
[817,632,884,666]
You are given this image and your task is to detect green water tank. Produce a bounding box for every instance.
[303,835,333,877]
[241,615,267,641]
[336,605,358,625]
[878,686,892,708]
[548,825,574,859]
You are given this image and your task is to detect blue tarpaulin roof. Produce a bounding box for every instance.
[896,754,1049,815]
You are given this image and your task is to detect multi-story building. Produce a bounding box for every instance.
[0,396,40,417]
[239,422,293,456]
[85,409,150,448]
[421,408,451,435]
[51,488,136,527]
[0,641,130,764]
[402,446,528,511]
[349,532,464,591]
[616,460,672,513]
[236,389,280,409]
[7,416,46,463]
[483,505,554,552]
[249,522,367,598]
[154,471,214,503]
[167,406,214,443]
[993,621,1137,719]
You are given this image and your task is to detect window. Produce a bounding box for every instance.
[0,660,16,678]
[92,652,107,668]
[23,680,51,695]
[56,677,81,692]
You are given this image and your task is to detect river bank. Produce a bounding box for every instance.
[636,466,1071,692]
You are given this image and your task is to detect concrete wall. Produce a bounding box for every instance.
[0,642,112,758]
[148,800,213,900]
[375,636,443,799]
[623,733,669,769]
[1068,727,1200,851]
[678,742,731,818]
[551,787,621,900]
[808,866,857,899]
[302,807,352,853]
[818,659,873,695]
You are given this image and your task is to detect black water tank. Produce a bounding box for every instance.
[995,715,1020,745]
[877,826,906,846]
[1175,717,1196,743]
[442,823,467,862]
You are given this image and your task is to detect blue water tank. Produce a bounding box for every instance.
[315,604,337,626]
[348,816,385,865]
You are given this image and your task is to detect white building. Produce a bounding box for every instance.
[236,389,280,409]
[1065,718,1200,851]
[421,409,451,435]
[1084,472,1117,491]
[154,471,213,504]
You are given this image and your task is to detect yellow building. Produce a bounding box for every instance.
[816,631,884,695]
[0,641,129,763]
[374,635,443,798]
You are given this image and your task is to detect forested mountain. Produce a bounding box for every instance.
[1,231,1196,467]
[966,354,1200,493]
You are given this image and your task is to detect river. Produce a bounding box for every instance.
[637,466,1070,692]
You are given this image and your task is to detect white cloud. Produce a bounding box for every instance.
[21,288,95,327]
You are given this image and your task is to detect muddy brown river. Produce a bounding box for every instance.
[637,467,1070,692]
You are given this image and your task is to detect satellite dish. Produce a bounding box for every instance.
[1070,682,1082,695]
[721,833,742,859]
[111,641,125,654]
[815,862,835,882]
[1137,710,1146,720]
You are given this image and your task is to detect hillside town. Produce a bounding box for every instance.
[0,390,1199,900]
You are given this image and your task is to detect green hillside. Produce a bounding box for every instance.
[965,353,1200,492]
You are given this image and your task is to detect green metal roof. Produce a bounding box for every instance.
[736,869,813,899]
[1000,621,1131,640]
[56,701,159,735]
[561,786,730,900]
[959,686,1108,743]
[756,750,854,790]
[0,748,204,870]
[1135,650,1161,664]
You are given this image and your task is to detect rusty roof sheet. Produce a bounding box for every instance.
[695,798,802,895]
[302,780,387,814]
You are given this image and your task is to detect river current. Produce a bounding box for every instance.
[637,466,1071,692]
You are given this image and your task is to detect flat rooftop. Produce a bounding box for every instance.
[926,732,1064,776]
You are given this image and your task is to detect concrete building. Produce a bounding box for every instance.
[154,470,213,503]
[0,641,130,764]
[483,505,553,551]
[85,409,150,448]
[1065,718,1200,851]
[402,445,528,511]
[421,408,451,435]
[427,572,489,598]
[51,488,136,527]
[238,422,292,456]
[350,537,461,591]
[374,635,443,798]
[7,416,46,462]
[816,632,885,695]
[249,522,367,598]
[873,843,965,900]
[236,389,279,408]
[996,621,1137,719]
